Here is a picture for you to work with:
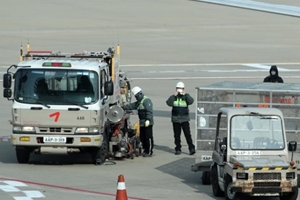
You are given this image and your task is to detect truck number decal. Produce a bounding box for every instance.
[49,112,60,122]
[44,136,66,143]
[236,151,260,155]
[201,155,212,161]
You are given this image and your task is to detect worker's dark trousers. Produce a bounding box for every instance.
[140,125,154,155]
[173,122,195,152]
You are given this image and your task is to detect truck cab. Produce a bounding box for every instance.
[2,46,128,164]
[211,107,298,200]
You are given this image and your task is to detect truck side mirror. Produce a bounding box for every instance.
[221,144,227,151]
[288,141,297,152]
[104,81,114,95]
[3,74,12,88]
[3,88,12,98]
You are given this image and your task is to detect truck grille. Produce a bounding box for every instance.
[253,173,281,180]
[254,182,280,187]
[39,127,73,133]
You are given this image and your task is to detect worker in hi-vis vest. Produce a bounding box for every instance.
[122,86,154,157]
[166,81,195,156]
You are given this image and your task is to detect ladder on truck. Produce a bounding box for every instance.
[19,43,116,61]
[18,43,121,83]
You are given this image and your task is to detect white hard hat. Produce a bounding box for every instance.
[176,81,185,88]
[132,86,142,95]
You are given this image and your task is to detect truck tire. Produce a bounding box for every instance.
[102,129,109,157]
[16,147,30,164]
[91,147,106,165]
[211,165,224,197]
[202,171,211,185]
[225,175,240,200]
[298,174,300,187]
[92,130,109,165]
[279,187,298,200]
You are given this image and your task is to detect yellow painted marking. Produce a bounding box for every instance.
[249,168,256,171]
[262,167,269,171]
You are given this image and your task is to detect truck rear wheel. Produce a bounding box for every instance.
[279,187,298,200]
[225,176,240,200]
[202,171,211,185]
[16,147,30,164]
[211,165,224,197]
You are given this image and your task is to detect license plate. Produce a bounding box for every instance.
[44,137,66,143]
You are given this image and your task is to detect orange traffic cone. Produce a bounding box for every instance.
[116,174,128,200]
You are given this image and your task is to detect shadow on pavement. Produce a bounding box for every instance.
[155,151,281,200]
[154,144,175,154]
[154,156,219,198]
[0,138,136,166]
[0,139,96,165]
[0,138,17,163]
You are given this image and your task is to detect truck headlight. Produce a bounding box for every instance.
[13,126,22,132]
[286,172,295,179]
[237,172,248,180]
[75,127,88,133]
[75,127,99,134]
[89,127,99,133]
[22,126,35,132]
[13,126,36,133]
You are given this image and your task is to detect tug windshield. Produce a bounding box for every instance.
[230,115,285,150]
[14,69,99,105]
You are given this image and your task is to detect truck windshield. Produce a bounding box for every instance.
[14,69,99,105]
[230,115,284,150]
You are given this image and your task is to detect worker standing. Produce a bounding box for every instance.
[166,82,195,155]
[263,65,284,83]
[122,86,154,157]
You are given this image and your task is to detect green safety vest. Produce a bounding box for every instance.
[172,97,188,116]
[137,95,148,119]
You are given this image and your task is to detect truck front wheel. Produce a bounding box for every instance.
[92,134,109,165]
[91,147,106,165]
[279,187,298,200]
[202,171,211,185]
[211,165,224,197]
[225,176,240,200]
[16,147,30,164]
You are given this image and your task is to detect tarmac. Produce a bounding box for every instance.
[1,0,300,199]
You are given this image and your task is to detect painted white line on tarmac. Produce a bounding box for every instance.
[242,64,290,71]
[131,76,300,80]
[2,62,300,68]
[22,190,45,198]
[0,180,46,199]
[121,62,300,67]
[3,181,27,187]
[203,69,266,72]
[141,69,300,73]
[147,70,186,73]
[195,0,300,18]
